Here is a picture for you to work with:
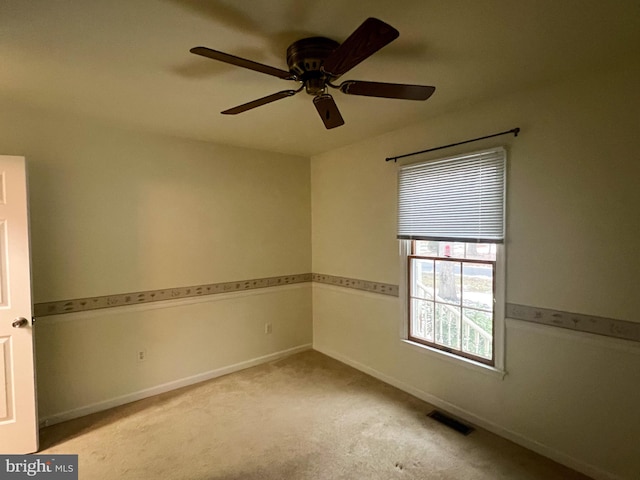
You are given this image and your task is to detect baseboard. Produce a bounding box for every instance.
[313,345,620,480]
[39,343,312,428]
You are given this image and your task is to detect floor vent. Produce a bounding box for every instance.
[427,410,474,435]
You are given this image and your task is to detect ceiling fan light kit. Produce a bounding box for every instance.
[190,17,435,129]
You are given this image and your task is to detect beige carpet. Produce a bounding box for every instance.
[39,351,591,479]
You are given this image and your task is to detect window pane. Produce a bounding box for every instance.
[435,260,460,305]
[411,299,434,341]
[438,242,466,258]
[462,309,493,359]
[414,240,497,261]
[412,259,434,299]
[462,263,493,310]
[435,303,461,349]
[465,243,497,261]
[414,240,438,256]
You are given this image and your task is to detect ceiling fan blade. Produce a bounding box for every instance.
[340,80,435,100]
[322,18,399,77]
[222,90,299,115]
[313,94,345,129]
[190,46,295,80]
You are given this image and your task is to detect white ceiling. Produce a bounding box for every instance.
[1,0,638,157]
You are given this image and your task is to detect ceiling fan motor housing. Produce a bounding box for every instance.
[286,37,340,95]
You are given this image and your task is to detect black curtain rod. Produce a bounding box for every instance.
[385,127,520,162]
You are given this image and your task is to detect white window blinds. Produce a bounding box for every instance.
[398,147,506,243]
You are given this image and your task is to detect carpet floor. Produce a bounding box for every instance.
[38,350,592,479]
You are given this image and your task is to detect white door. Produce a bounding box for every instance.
[0,155,37,453]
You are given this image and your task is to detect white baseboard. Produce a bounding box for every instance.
[313,345,620,480]
[39,344,312,428]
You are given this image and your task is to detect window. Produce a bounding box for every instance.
[409,240,496,364]
[398,147,506,368]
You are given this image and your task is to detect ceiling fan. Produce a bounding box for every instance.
[190,17,435,129]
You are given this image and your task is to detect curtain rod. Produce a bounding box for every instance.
[385,127,520,162]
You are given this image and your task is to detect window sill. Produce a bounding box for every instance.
[401,339,507,380]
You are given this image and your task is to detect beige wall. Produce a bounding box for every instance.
[311,62,640,480]
[0,103,313,421]
[36,286,311,421]
[0,103,311,302]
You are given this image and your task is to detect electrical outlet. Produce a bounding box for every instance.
[137,349,147,362]
[264,323,272,334]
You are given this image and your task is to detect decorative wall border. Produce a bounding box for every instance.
[312,273,399,297]
[33,273,400,317]
[506,303,639,343]
[33,275,639,343]
[34,274,312,317]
